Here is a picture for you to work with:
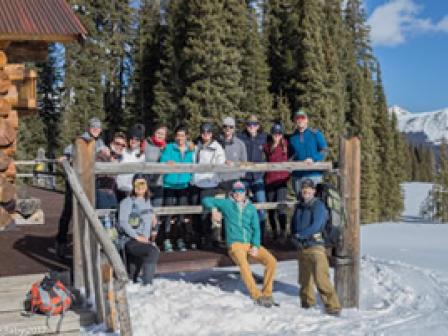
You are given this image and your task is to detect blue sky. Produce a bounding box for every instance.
[365,0,448,112]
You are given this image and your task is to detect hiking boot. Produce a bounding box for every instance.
[176,238,187,252]
[326,309,341,317]
[163,239,173,253]
[254,296,276,308]
[301,302,316,309]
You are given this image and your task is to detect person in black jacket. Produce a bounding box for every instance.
[238,114,267,242]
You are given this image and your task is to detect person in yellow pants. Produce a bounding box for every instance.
[202,181,277,307]
[291,179,341,316]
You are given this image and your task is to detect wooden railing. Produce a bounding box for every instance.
[65,136,360,334]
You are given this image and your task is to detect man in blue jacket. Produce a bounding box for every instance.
[288,109,328,197]
[238,114,268,242]
[291,179,341,316]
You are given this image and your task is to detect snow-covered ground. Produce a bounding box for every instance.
[85,183,448,336]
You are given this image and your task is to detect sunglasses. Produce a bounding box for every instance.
[223,125,234,129]
[114,141,126,147]
[295,116,307,120]
[232,188,246,194]
[246,122,258,127]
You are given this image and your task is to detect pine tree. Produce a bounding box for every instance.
[344,0,380,223]
[61,0,106,149]
[434,139,448,222]
[238,9,273,129]
[129,0,161,129]
[180,0,244,135]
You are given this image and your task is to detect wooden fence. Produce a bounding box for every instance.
[64,136,360,334]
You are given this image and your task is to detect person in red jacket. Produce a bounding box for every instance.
[263,122,290,243]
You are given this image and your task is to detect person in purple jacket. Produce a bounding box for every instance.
[263,122,290,243]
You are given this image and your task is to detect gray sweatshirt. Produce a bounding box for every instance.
[144,138,164,187]
[219,135,247,182]
[63,131,105,158]
[119,196,154,239]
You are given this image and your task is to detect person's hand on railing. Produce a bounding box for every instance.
[211,208,222,222]
[58,155,67,163]
[304,158,313,165]
[166,161,175,166]
[225,160,234,166]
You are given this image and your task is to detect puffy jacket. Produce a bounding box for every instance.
[291,198,328,248]
[160,142,195,189]
[116,149,145,192]
[238,131,267,181]
[288,128,328,178]
[192,140,226,188]
[202,197,260,248]
[263,139,290,185]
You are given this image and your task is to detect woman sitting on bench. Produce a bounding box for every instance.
[119,174,160,285]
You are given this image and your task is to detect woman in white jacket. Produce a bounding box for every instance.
[116,125,146,201]
[191,122,226,249]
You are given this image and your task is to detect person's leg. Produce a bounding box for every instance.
[265,184,278,239]
[250,246,277,298]
[189,186,202,246]
[228,242,262,300]
[200,187,218,243]
[298,249,317,307]
[277,183,288,234]
[141,245,160,285]
[311,246,341,313]
[176,188,190,250]
[163,189,176,251]
[56,182,73,245]
[252,179,267,242]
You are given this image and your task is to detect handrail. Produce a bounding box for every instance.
[95,161,332,175]
[61,160,132,335]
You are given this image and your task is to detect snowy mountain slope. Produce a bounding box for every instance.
[85,183,448,336]
[390,105,448,144]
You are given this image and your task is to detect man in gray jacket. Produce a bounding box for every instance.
[218,116,247,193]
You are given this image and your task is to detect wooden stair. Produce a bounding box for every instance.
[0,273,96,335]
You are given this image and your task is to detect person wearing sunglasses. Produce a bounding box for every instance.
[218,116,247,193]
[288,109,328,197]
[109,132,127,162]
[119,174,160,286]
[190,122,226,249]
[238,114,268,243]
[202,181,277,308]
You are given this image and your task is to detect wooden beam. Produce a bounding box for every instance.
[334,137,361,308]
[95,161,333,175]
[0,34,79,43]
[3,64,25,81]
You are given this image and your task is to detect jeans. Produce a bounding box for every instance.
[190,186,219,241]
[57,181,72,244]
[125,239,160,284]
[265,182,288,235]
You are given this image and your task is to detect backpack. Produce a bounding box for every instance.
[24,272,72,316]
[315,183,346,248]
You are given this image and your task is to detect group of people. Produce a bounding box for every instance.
[55,109,341,315]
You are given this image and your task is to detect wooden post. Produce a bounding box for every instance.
[335,137,361,308]
[102,260,118,331]
[61,159,132,335]
[74,138,105,323]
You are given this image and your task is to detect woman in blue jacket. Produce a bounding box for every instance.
[160,124,195,252]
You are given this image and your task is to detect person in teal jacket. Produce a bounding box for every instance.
[202,181,277,307]
[160,124,195,252]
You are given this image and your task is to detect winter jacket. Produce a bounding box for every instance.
[144,138,165,187]
[218,135,247,182]
[288,128,328,179]
[63,131,105,158]
[291,198,328,248]
[160,142,195,189]
[263,139,290,186]
[119,196,154,240]
[192,140,226,188]
[116,149,145,193]
[202,197,260,248]
[238,131,267,181]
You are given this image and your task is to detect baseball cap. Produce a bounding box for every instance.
[293,109,308,119]
[232,181,246,192]
[246,114,259,124]
[271,123,284,134]
[89,117,102,129]
[223,116,236,127]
